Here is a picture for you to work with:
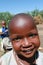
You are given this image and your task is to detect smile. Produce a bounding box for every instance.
[22,47,35,54]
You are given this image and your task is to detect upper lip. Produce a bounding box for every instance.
[22,48,34,52]
[20,46,35,52]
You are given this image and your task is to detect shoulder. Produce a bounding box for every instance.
[0,50,17,65]
[0,50,13,63]
[38,51,43,60]
[36,51,43,65]
[36,51,43,60]
[39,51,43,56]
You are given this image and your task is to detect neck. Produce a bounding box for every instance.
[14,51,38,65]
[18,51,38,63]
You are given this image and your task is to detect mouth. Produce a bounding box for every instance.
[21,47,35,55]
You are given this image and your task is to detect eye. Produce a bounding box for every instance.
[29,33,38,38]
[12,36,23,41]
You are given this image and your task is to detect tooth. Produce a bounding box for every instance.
[27,50,31,52]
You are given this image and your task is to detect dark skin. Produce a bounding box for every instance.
[1,21,6,27]
[8,13,40,65]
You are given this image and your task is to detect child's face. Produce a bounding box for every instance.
[2,21,6,27]
[9,16,40,58]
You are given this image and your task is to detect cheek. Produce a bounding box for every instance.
[32,37,40,48]
[11,41,21,51]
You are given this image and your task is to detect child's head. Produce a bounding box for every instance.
[1,20,6,27]
[8,13,40,58]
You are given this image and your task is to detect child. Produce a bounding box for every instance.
[1,20,8,39]
[0,21,12,52]
[0,13,43,65]
[0,21,8,51]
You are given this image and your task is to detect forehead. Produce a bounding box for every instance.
[9,14,36,35]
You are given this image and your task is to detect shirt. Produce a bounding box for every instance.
[0,50,43,65]
[1,27,8,39]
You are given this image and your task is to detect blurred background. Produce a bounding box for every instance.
[0,0,43,57]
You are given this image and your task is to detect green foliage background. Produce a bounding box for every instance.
[0,12,14,27]
[0,9,43,27]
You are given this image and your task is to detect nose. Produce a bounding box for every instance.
[22,38,32,47]
[24,38,28,45]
